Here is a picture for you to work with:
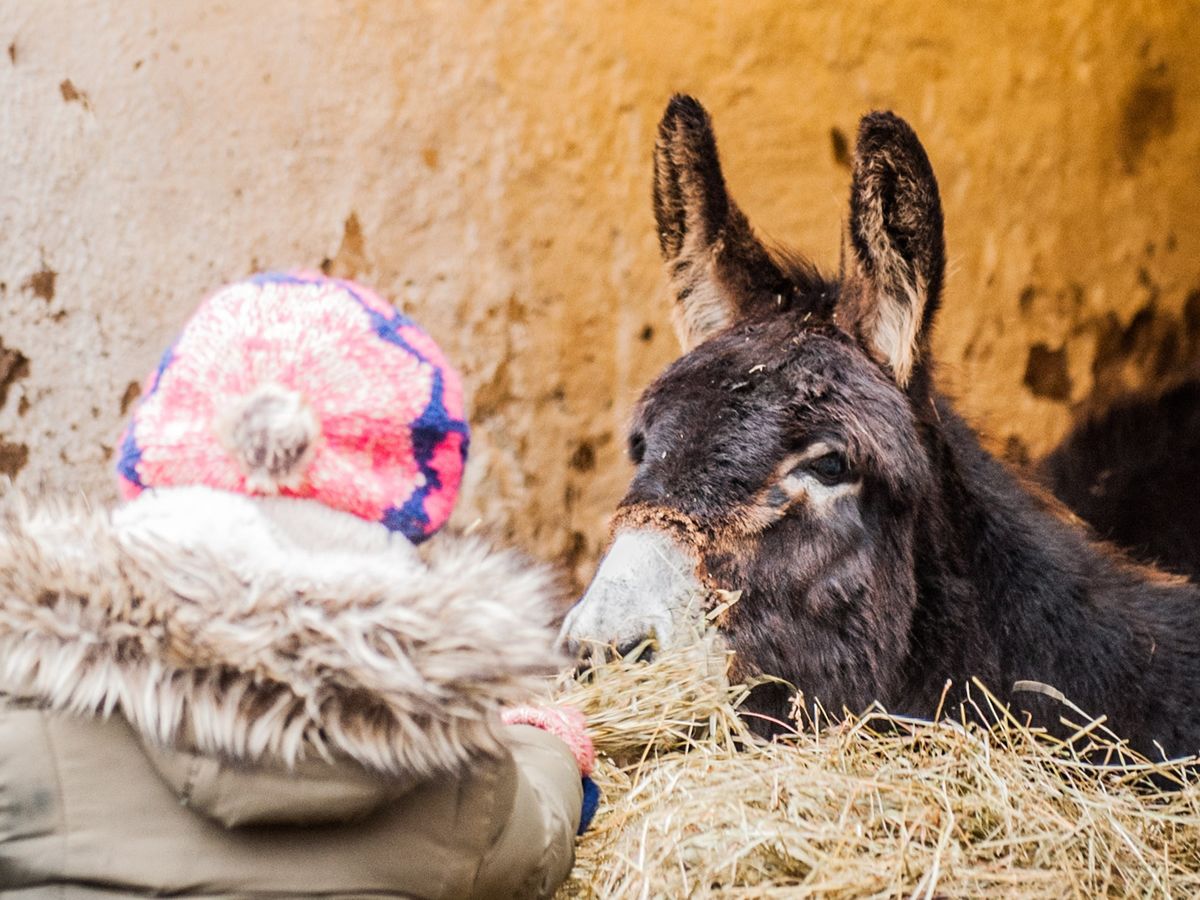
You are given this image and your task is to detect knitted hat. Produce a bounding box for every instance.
[116,271,469,543]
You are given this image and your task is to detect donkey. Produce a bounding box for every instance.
[561,95,1200,761]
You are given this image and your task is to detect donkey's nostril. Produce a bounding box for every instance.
[615,636,657,664]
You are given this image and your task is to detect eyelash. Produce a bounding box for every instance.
[790,450,850,485]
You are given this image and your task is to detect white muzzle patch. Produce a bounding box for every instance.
[559,526,705,656]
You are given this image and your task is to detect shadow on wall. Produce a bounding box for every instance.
[1000,278,1200,468]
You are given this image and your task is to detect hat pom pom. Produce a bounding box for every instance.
[219,384,320,494]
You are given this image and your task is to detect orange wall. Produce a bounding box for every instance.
[2,1,1198,583]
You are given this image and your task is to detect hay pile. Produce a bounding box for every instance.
[554,635,1200,898]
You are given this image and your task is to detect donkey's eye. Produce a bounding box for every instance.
[629,432,647,465]
[807,451,850,485]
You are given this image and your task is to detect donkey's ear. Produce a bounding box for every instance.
[839,112,945,388]
[654,95,793,350]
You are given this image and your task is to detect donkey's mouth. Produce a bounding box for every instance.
[569,635,660,676]
[558,526,708,664]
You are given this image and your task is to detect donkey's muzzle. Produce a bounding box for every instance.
[557,526,706,665]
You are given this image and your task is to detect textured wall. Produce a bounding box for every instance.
[2,1,1199,584]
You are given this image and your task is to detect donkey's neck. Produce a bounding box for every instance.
[907,395,1200,758]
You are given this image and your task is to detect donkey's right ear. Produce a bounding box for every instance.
[654,95,792,350]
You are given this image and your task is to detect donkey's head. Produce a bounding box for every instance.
[561,96,946,716]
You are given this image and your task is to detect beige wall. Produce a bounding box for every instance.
[2,1,1199,585]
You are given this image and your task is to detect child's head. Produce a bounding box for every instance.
[116,271,469,543]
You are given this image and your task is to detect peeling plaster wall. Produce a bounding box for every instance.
[2,1,1199,585]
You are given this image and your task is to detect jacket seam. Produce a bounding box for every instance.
[37,714,70,898]
[177,754,202,808]
[466,761,505,898]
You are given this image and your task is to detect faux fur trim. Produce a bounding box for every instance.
[0,487,562,777]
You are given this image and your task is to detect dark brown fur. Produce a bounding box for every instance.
[1038,377,1200,582]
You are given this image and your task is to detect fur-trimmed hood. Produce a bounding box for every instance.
[0,486,562,780]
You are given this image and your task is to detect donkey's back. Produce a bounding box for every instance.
[1039,377,1200,581]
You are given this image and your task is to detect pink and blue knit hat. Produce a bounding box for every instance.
[116,271,469,543]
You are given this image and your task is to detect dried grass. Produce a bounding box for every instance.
[554,634,1200,898]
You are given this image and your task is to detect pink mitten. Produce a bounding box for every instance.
[502,705,595,776]
[502,704,598,833]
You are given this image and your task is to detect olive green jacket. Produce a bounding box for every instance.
[0,488,580,898]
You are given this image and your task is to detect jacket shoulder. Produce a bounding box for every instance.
[0,709,580,899]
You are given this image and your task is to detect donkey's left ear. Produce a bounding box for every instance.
[839,112,945,388]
